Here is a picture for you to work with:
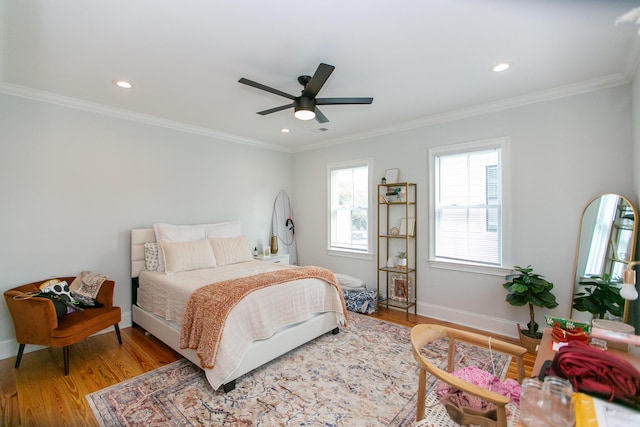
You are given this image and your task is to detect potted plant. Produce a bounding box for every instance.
[503,265,559,352]
[396,251,407,268]
[572,274,624,320]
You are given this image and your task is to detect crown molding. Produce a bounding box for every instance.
[0,69,630,156]
[293,73,631,153]
[0,82,294,153]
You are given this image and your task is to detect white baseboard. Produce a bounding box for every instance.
[0,309,132,361]
[415,301,520,339]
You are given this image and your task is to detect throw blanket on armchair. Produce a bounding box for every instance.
[180,266,347,369]
[69,271,108,299]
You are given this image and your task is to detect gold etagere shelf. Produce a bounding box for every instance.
[377,182,416,319]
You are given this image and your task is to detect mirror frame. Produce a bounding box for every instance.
[571,194,638,323]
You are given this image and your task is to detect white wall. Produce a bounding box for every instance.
[1,81,635,361]
[292,84,635,338]
[0,93,292,359]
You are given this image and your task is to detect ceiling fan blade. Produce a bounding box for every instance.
[239,78,296,100]
[301,63,335,98]
[316,97,374,105]
[257,103,294,115]
[314,107,329,123]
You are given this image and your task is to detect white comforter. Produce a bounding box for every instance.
[137,261,346,388]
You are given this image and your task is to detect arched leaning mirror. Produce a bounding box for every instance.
[571,194,638,323]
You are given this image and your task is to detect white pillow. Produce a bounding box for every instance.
[205,220,243,238]
[209,236,253,266]
[144,242,160,271]
[153,223,207,272]
[160,239,217,274]
[334,273,367,290]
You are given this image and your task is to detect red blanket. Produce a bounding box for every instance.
[179,266,346,368]
[547,340,640,409]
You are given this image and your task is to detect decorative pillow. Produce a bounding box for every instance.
[209,236,253,266]
[334,273,367,290]
[153,223,207,272]
[144,242,160,271]
[39,280,78,317]
[160,239,217,274]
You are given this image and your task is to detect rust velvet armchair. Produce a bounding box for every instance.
[3,276,121,375]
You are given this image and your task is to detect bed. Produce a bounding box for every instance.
[130,221,347,392]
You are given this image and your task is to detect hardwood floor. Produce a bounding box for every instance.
[0,308,536,426]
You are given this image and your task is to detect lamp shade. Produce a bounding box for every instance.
[622,269,639,300]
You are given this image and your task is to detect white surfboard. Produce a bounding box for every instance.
[272,190,298,265]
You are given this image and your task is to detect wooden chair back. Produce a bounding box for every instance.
[410,324,526,427]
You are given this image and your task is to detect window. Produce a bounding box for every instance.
[429,137,509,267]
[584,194,619,277]
[328,159,371,253]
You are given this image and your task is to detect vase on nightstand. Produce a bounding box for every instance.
[271,236,278,254]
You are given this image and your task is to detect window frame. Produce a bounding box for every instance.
[428,137,511,276]
[326,158,374,260]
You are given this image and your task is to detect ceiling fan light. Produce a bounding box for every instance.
[294,108,316,120]
[294,97,316,121]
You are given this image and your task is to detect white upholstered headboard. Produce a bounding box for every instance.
[131,228,156,278]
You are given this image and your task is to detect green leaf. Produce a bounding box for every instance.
[506,294,527,306]
[511,283,528,293]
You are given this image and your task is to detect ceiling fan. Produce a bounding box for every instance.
[238,63,373,124]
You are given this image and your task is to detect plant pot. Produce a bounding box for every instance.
[517,323,541,354]
[396,258,407,268]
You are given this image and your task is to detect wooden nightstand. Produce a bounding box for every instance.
[254,253,290,265]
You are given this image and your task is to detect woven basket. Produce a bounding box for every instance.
[591,319,634,350]
[517,323,541,354]
[591,319,634,333]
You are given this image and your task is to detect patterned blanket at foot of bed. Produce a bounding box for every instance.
[342,289,377,314]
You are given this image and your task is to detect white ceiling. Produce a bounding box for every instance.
[2,0,640,152]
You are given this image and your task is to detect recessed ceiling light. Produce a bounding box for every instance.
[281,128,290,133]
[113,80,133,89]
[492,63,511,73]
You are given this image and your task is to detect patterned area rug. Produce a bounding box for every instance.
[87,313,512,426]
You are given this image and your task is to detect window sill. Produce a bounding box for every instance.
[428,259,511,277]
[327,248,374,261]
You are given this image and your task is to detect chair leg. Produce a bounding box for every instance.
[416,368,427,421]
[15,344,25,368]
[114,323,122,344]
[63,346,70,376]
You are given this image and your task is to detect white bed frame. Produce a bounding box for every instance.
[130,228,339,392]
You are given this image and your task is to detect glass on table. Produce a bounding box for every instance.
[542,376,575,427]
[519,378,549,427]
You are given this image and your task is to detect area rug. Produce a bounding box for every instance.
[87,313,512,426]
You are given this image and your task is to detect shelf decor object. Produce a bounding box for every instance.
[384,168,399,184]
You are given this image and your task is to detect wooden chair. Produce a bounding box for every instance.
[410,324,526,427]
[3,276,121,375]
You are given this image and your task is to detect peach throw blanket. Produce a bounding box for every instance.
[180,266,347,369]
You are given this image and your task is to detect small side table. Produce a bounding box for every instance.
[254,253,290,265]
[532,328,640,376]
